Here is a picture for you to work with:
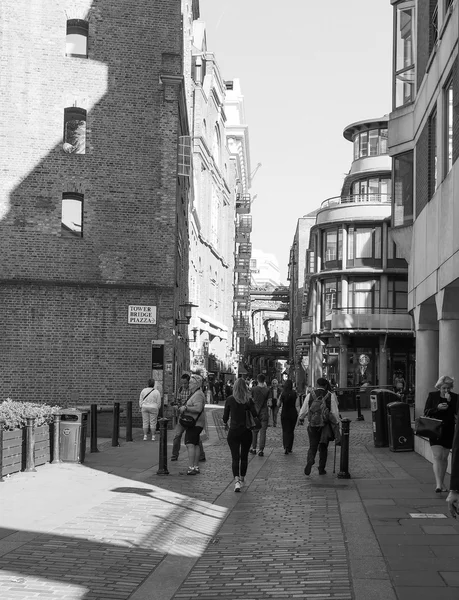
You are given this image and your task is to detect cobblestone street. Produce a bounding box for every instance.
[0,408,458,600]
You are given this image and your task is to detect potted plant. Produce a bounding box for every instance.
[1,399,61,476]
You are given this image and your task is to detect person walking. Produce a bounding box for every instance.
[268,379,282,427]
[249,374,270,456]
[171,373,206,462]
[139,379,161,441]
[279,379,298,454]
[222,378,259,492]
[424,375,458,493]
[178,373,206,475]
[298,377,336,475]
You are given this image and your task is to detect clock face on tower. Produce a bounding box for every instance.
[359,354,370,366]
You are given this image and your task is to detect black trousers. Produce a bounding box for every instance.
[306,426,328,470]
[281,413,297,451]
[227,428,253,478]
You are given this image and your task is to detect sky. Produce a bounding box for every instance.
[199,0,393,283]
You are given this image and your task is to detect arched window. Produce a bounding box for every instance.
[63,107,86,154]
[66,19,89,58]
[62,193,83,237]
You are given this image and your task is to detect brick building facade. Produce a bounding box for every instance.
[0,0,198,419]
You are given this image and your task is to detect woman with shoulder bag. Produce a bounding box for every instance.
[178,373,206,476]
[424,375,458,493]
[223,378,259,492]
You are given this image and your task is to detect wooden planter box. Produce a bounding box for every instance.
[1,423,53,476]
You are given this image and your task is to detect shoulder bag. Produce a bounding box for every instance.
[179,394,204,428]
[414,416,443,440]
[246,405,262,431]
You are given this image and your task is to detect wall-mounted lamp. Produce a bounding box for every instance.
[175,302,198,325]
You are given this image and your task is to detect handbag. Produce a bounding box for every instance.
[246,408,261,430]
[414,416,443,440]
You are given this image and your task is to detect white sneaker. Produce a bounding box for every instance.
[143,435,148,441]
[240,476,245,487]
[151,436,155,441]
[234,477,241,493]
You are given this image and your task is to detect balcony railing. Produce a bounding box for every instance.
[235,256,251,272]
[236,193,251,214]
[234,284,250,301]
[236,299,250,310]
[237,214,252,232]
[238,243,252,256]
[320,193,391,210]
[237,271,251,285]
[234,317,250,331]
[332,307,408,315]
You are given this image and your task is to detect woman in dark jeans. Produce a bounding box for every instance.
[223,378,259,492]
[280,379,298,454]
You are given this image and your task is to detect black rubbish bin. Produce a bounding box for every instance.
[370,389,399,447]
[387,401,414,452]
[59,408,88,463]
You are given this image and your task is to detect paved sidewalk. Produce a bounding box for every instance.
[0,406,458,599]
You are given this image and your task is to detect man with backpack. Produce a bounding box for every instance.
[298,377,334,475]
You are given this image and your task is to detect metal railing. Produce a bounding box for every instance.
[332,307,409,315]
[320,193,391,209]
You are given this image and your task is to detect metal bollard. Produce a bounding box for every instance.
[112,402,120,447]
[126,401,133,442]
[90,404,98,453]
[0,419,4,482]
[156,418,169,475]
[51,413,62,464]
[356,393,364,421]
[337,418,351,479]
[25,417,37,472]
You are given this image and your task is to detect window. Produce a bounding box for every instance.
[62,193,83,237]
[430,2,438,52]
[348,279,380,310]
[66,20,88,58]
[347,227,382,265]
[388,279,408,310]
[392,151,413,227]
[351,177,391,202]
[63,107,86,154]
[322,228,342,268]
[445,76,454,175]
[307,250,315,274]
[428,109,437,197]
[353,129,388,159]
[178,136,192,177]
[394,3,415,108]
[388,240,404,260]
[322,279,341,322]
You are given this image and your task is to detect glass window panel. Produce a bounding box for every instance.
[348,227,354,259]
[360,131,368,157]
[369,130,379,156]
[380,129,388,154]
[396,7,414,72]
[324,230,337,262]
[338,228,343,260]
[396,68,415,107]
[380,178,390,199]
[64,109,86,155]
[355,228,372,258]
[374,227,382,259]
[353,137,359,160]
[66,34,88,56]
[446,79,453,173]
[393,151,414,227]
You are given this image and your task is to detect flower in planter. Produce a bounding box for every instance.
[0,399,61,431]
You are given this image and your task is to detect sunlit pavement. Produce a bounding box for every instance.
[1,407,458,600]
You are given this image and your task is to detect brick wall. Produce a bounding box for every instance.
[0,0,191,408]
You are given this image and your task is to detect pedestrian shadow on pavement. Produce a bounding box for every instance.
[0,483,228,600]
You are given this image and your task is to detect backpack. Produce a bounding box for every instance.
[308,389,330,428]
